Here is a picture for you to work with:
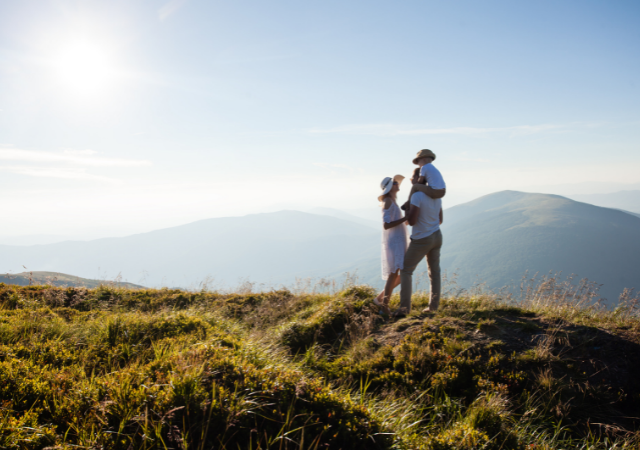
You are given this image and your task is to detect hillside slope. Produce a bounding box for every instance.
[0,283,637,448]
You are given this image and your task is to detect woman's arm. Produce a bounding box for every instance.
[383,198,407,230]
[384,216,407,230]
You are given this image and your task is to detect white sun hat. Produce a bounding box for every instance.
[378,174,405,202]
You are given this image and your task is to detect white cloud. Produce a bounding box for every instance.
[309,123,564,137]
[0,148,151,167]
[0,166,119,183]
[158,0,188,21]
[63,149,98,156]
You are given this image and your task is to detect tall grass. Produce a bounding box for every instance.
[0,279,638,449]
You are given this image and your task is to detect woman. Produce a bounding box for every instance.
[374,175,409,315]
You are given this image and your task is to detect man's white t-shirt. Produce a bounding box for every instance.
[410,191,441,240]
[419,164,446,190]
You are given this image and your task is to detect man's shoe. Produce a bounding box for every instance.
[392,309,408,318]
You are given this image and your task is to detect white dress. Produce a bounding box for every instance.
[381,200,409,280]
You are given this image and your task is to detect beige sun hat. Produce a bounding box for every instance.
[378,175,405,202]
[412,149,436,165]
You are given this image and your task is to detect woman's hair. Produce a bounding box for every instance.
[379,179,394,205]
[379,190,392,204]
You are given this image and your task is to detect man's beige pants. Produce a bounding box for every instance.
[399,230,443,312]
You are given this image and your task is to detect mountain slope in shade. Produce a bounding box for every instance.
[439,191,640,302]
[0,211,378,288]
[568,190,640,213]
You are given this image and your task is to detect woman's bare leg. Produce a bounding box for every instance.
[385,271,401,299]
[376,274,394,300]
[380,271,402,313]
[377,271,402,313]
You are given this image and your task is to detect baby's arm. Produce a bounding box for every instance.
[410,184,446,199]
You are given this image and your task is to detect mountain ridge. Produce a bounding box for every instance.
[0,192,638,302]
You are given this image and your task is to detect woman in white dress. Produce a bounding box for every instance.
[374,175,409,315]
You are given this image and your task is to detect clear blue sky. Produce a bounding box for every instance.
[0,0,639,236]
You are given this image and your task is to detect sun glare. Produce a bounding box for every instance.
[52,41,116,95]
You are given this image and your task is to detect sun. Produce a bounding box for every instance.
[52,41,116,95]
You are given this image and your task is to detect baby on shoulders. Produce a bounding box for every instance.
[401,149,446,211]
[414,149,446,199]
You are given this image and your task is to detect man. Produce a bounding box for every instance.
[396,167,443,317]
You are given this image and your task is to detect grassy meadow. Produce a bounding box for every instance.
[0,277,638,449]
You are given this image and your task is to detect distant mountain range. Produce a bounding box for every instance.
[0,212,379,289]
[0,191,638,303]
[0,234,74,246]
[306,207,379,229]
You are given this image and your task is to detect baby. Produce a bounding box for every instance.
[401,149,446,211]
[413,149,446,198]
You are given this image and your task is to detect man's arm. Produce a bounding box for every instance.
[439,208,443,225]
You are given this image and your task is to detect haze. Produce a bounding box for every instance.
[0,0,639,239]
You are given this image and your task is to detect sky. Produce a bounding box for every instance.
[0,0,639,238]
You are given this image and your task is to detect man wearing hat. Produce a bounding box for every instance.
[396,160,444,317]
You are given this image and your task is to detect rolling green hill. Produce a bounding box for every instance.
[0,271,143,289]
